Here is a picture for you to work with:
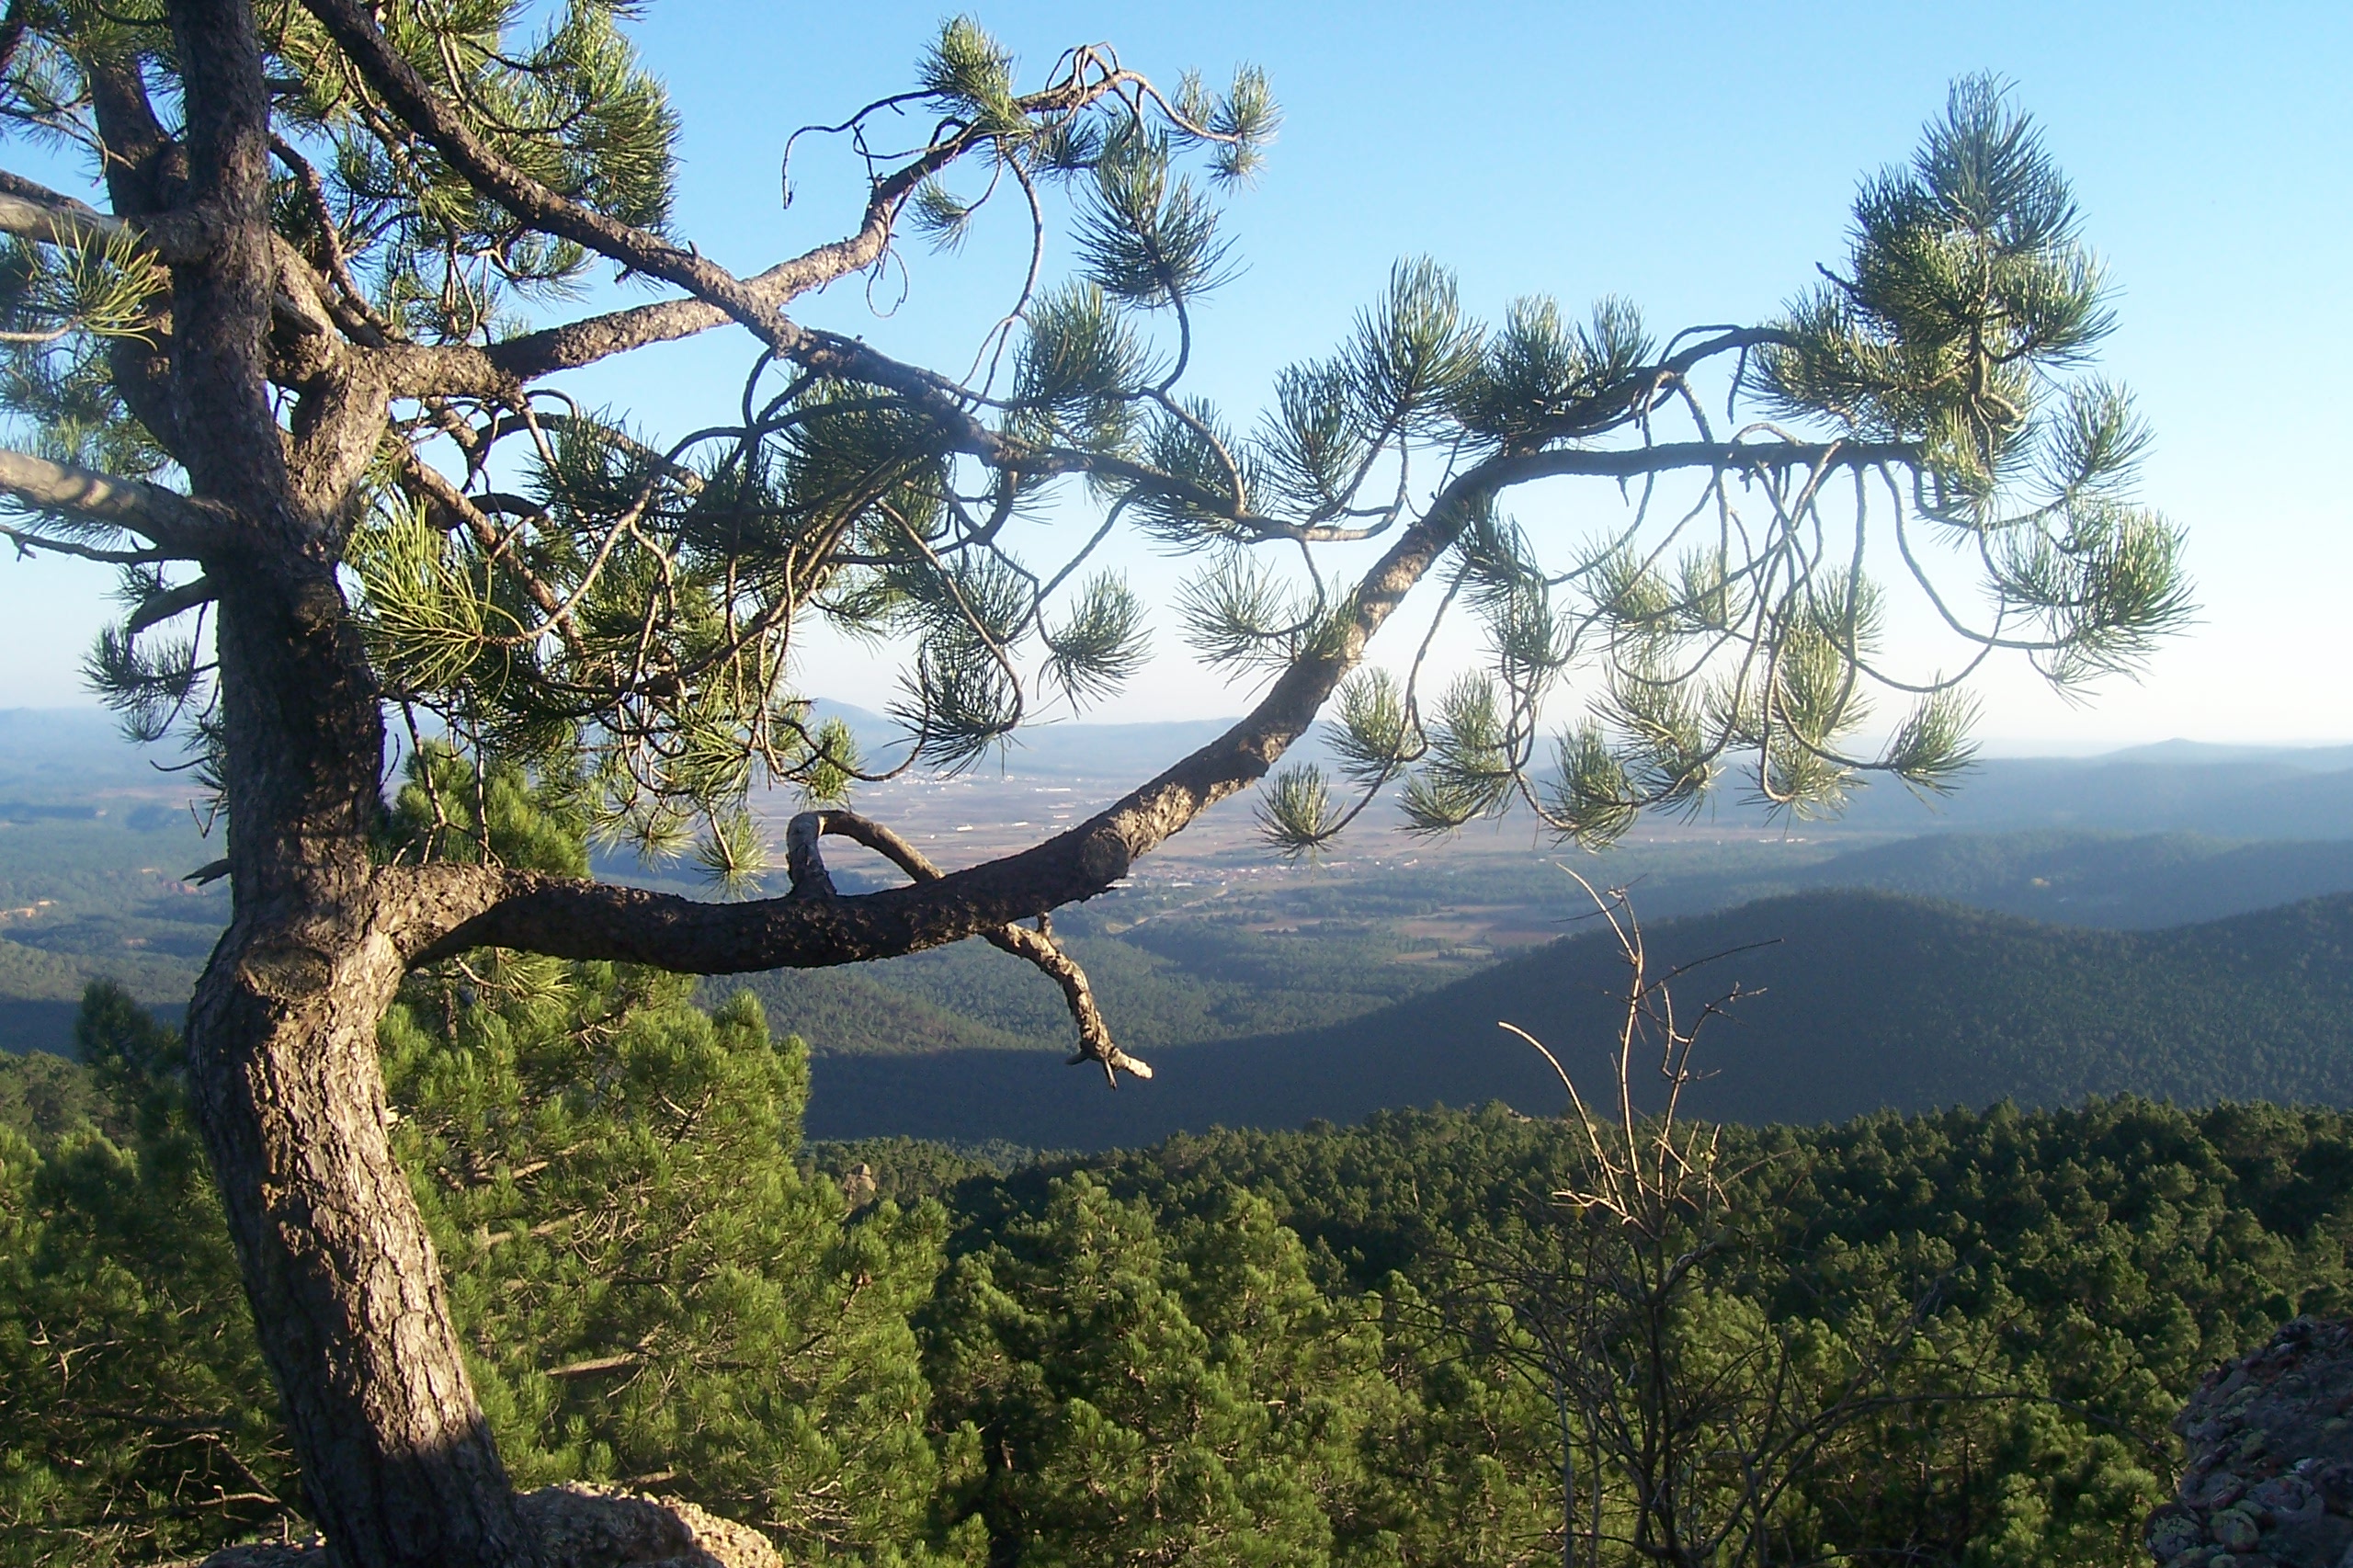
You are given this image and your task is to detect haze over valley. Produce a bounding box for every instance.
[11,704,2353,1151]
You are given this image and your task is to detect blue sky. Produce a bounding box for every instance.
[1,1,2346,749]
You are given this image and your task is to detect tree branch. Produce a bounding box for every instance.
[0,174,220,261]
[127,573,217,632]
[0,448,225,551]
[0,522,160,563]
[82,58,194,463]
[1493,437,1917,487]
[381,324,1923,1017]
[374,55,1119,391]
[297,0,804,334]
[397,425,1487,974]
[302,0,1097,449]
[786,808,1150,1084]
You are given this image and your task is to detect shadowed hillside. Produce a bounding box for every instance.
[1676,831,2353,928]
[802,890,2353,1148]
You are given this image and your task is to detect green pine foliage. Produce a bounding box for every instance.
[383,967,978,1564]
[924,1174,1415,1566]
[17,960,2353,1563]
[0,985,292,1566]
[0,743,990,1563]
[985,1097,2353,1564]
[0,1049,111,1145]
[381,750,983,1561]
[6,5,2189,867]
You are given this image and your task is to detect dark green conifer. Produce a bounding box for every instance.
[926,1174,1405,1565]
[0,984,290,1565]
[1,765,985,1563]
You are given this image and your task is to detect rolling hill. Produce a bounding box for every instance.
[801,889,2353,1149]
[1645,830,2353,929]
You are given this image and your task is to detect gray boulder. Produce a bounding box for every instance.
[2149,1317,2353,1567]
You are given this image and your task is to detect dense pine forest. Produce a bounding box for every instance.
[9,963,2353,1565]
[794,885,2353,1149]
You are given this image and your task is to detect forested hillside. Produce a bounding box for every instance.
[1654,830,2353,928]
[803,890,2353,1148]
[13,984,2353,1566]
[10,703,2353,1068]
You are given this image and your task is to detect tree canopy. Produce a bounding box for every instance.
[18,986,2353,1566]
[1,13,2183,909]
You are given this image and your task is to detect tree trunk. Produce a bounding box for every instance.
[187,925,530,1568]
[152,0,534,1555]
[179,571,532,1568]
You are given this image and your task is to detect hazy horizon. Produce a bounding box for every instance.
[4,700,2348,762]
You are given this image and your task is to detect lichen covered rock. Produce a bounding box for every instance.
[2148,1317,2353,1567]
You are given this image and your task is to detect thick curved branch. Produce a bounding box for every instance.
[395,432,1925,990]
[83,57,194,462]
[426,141,985,386]
[396,241,923,391]
[786,809,1149,1085]
[397,429,1486,975]
[0,448,225,551]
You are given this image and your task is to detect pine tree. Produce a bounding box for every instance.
[925,1175,1408,1566]
[384,965,974,1563]
[1,767,985,1563]
[0,0,2189,1551]
[0,984,293,1565]
[380,751,983,1562]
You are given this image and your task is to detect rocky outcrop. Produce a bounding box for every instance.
[2148,1318,2353,1567]
[198,1483,783,1568]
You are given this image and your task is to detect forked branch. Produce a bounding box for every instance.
[786,809,1149,1084]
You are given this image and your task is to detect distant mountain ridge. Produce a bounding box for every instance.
[798,706,2353,833]
[11,704,2350,835]
[802,889,2353,1149]
[1642,831,2353,929]
[1827,753,2353,839]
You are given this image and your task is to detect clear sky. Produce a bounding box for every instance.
[2,1,2346,750]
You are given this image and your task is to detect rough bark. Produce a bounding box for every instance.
[156,3,530,1563]
[186,539,528,1568]
[185,884,529,1568]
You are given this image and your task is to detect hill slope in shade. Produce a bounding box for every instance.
[1676,831,2353,929]
[802,890,2353,1149]
[1790,752,2353,839]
